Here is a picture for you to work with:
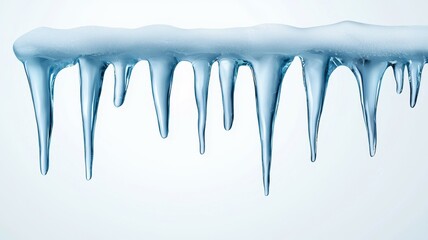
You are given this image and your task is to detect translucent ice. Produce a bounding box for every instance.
[13,22,428,195]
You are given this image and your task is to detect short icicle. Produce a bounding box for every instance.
[301,55,332,162]
[393,63,405,94]
[79,57,108,180]
[113,60,136,107]
[351,60,388,157]
[192,59,212,154]
[149,57,178,138]
[218,59,239,131]
[407,59,425,108]
[251,55,292,196]
[24,58,58,175]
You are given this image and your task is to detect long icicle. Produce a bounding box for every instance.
[149,57,178,139]
[192,59,212,154]
[79,57,108,180]
[352,60,388,157]
[24,58,57,175]
[301,55,332,162]
[251,55,292,196]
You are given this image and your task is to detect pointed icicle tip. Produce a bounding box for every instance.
[193,59,212,155]
[370,144,376,157]
[40,166,48,176]
[301,55,332,162]
[264,186,270,196]
[218,58,239,131]
[79,57,108,181]
[149,57,178,139]
[113,60,135,108]
[251,55,292,196]
[86,171,92,180]
[351,60,388,158]
[407,59,424,108]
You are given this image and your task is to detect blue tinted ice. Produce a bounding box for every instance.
[13,22,428,195]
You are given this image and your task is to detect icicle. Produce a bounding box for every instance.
[148,57,178,138]
[113,60,136,107]
[24,58,58,175]
[218,59,239,131]
[251,55,292,196]
[351,60,388,157]
[79,57,108,180]
[393,63,405,94]
[301,55,332,162]
[192,59,212,154]
[407,59,425,108]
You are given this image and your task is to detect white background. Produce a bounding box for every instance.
[1,0,428,239]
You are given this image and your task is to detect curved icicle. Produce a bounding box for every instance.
[407,59,425,108]
[113,60,136,107]
[301,55,332,162]
[218,59,239,131]
[351,60,388,157]
[24,58,58,175]
[149,57,178,139]
[192,60,212,154]
[251,55,292,196]
[393,63,405,94]
[79,57,108,180]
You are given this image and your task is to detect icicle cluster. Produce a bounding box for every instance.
[13,22,427,195]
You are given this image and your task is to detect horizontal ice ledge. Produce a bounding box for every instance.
[13,22,428,196]
[14,21,428,61]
